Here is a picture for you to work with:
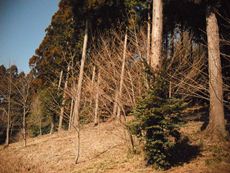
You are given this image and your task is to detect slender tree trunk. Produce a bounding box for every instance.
[73,20,88,128]
[74,20,88,164]
[90,66,96,107]
[23,105,26,146]
[5,71,12,146]
[75,128,80,164]
[58,70,63,90]
[94,72,100,126]
[58,65,70,131]
[151,0,163,71]
[189,31,193,59]
[169,29,175,59]
[68,97,74,130]
[147,3,151,65]
[68,57,75,131]
[169,81,172,98]
[180,24,184,48]
[117,30,128,119]
[112,90,118,118]
[5,108,10,146]
[50,116,54,134]
[165,32,170,59]
[206,7,227,138]
[127,72,136,105]
[40,114,42,136]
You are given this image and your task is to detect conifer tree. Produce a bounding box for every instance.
[128,71,187,169]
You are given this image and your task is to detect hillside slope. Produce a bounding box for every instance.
[0,121,151,173]
[0,121,230,173]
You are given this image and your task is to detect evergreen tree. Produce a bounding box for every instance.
[128,72,187,169]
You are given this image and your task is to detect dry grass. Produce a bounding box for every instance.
[0,121,150,173]
[0,120,230,173]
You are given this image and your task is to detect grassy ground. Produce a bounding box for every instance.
[0,120,230,173]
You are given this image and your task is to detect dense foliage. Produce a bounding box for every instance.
[128,73,188,169]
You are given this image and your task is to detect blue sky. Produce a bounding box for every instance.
[0,0,59,72]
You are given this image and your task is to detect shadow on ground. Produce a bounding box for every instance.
[182,104,230,135]
[169,137,201,167]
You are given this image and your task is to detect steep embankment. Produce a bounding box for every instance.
[0,121,230,173]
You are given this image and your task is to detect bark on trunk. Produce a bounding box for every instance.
[73,20,88,128]
[58,65,70,131]
[50,117,54,134]
[68,97,74,130]
[151,0,163,71]
[117,31,128,119]
[58,70,63,90]
[147,3,151,65]
[5,71,12,146]
[206,7,227,138]
[169,81,172,98]
[5,109,10,146]
[75,128,80,164]
[23,105,26,146]
[90,66,96,107]
[68,57,75,130]
[112,90,118,118]
[94,72,100,126]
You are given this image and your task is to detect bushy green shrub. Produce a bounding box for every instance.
[128,73,187,169]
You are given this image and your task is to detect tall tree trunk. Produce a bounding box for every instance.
[151,0,163,71]
[58,65,70,131]
[206,7,227,138]
[74,20,88,164]
[94,72,100,126]
[49,70,63,134]
[73,20,88,128]
[147,3,151,65]
[68,56,75,130]
[117,30,128,119]
[5,70,12,146]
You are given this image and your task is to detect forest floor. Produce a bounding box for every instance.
[0,119,230,173]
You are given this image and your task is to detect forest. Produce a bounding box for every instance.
[0,0,230,172]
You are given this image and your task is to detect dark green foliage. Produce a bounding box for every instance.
[29,125,41,137]
[128,73,188,169]
[28,87,62,136]
[80,104,93,124]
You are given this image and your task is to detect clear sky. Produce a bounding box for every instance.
[0,0,59,73]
